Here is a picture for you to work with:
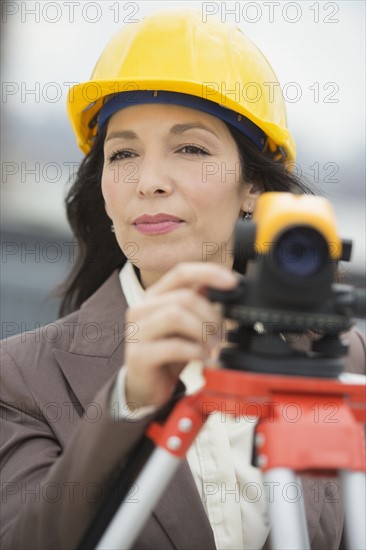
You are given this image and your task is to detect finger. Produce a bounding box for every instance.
[128,305,219,352]
[126,288,222,327]
[127,339,207,373]
[145,262,238,297]
[125,339,206,407]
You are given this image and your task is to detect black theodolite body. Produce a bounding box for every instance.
[209,192,366,377]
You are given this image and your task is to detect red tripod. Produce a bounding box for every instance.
[96,367,366,550]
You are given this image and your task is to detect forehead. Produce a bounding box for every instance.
[106,102,231,136]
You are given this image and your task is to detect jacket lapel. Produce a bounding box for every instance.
[53,271,127,410]
[52,349,121,411]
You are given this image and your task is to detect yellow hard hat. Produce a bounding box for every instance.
[67,10,296,161]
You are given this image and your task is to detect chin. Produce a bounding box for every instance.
[128,245,200,274]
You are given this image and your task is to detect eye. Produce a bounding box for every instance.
[177,144,210,156]
[107,149,137,163]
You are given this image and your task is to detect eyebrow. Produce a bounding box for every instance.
[170,122,219,138]
[105,130,138,142]
[105,122,219,142]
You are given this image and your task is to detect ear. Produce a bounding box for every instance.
[240,180,264,213]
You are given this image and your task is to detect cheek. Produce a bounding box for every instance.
[101,165,111,200]
[101,165,122,214]
[198,172,242,216]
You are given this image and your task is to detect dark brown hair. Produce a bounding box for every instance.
[58,123,313,316]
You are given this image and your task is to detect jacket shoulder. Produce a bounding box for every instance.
[0,310,83,411]
[1,309,81,362]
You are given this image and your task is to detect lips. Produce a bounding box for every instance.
[133,213,183,224]
[132,213,184,235]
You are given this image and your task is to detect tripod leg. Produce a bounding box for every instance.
[264,468,310,550]
[340,470,366,550]
[96,448,181,550]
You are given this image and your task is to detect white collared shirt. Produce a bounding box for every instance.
[111,261,270,550]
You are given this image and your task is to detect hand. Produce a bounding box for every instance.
[124,263,238,408]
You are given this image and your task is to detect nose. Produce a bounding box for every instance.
[135,156,173,198]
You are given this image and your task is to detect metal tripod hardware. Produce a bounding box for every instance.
[96,368,366,550]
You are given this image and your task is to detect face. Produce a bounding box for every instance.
[102,103,254,287]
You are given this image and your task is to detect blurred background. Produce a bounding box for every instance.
[1,0,365,339]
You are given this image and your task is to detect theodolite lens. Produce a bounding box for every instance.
[275,227,328,277]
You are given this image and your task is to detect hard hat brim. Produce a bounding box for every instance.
[67,79,296,160]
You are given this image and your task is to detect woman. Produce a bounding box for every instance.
[1,10,364,550]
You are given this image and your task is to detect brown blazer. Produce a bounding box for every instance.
[1,270,365,550]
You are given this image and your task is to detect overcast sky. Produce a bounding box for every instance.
[2,1,364,161]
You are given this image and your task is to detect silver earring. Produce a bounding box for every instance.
[244,212,252,220]
[111,224,115,233]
